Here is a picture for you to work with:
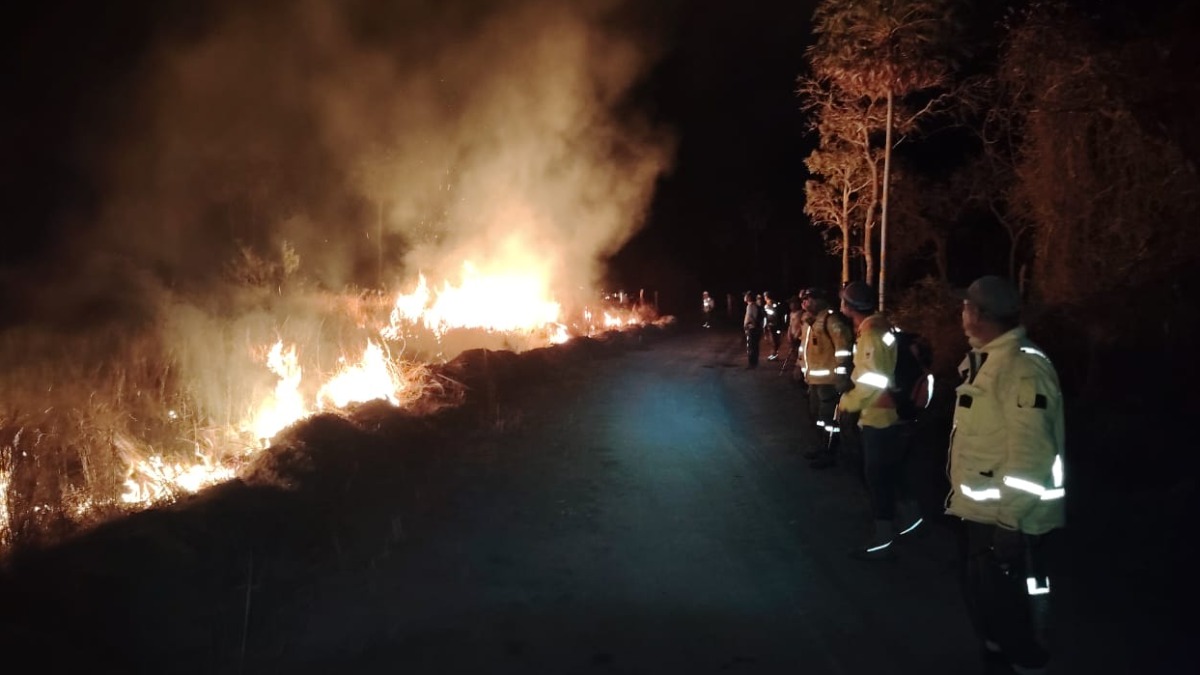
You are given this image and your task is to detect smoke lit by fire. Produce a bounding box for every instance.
[0,0,675,544]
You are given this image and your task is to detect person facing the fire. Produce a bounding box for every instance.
[743,291,763,368]
[783,296,805,380]
[701,291,715,328]
[798,288,854,469]
[835,281,920,560]
[947,275,1065,675]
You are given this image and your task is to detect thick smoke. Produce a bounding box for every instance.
[94,0,674,301]
[25,0,677,432]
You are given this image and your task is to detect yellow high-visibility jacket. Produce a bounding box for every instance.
[945,326,1066,535]
[802,308,854,387]
[838,313,899,429]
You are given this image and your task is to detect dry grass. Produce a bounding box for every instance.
[0,325,196,551]
[0,287,458,557]
[0,279,647,556]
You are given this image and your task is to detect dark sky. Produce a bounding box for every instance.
[616,0,825,299]
[1,0,822,312]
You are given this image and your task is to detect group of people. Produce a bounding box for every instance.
[714,277,1066,675]
[734,290,788,368]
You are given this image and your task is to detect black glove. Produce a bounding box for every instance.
[834,376,853,394]
[836,408,858,430]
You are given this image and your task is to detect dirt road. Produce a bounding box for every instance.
[0,326,1185,673]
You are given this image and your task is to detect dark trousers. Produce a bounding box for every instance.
[860,424,912,520]
[809,384,840,456]
[745,329,762,366]
[812,384,839,427]
[960,521,1052,669]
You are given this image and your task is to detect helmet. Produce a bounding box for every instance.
[840,281,878,312]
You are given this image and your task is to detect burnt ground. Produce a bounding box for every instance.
[0,324,1190,674]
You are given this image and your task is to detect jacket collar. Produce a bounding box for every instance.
[959,326,1026,382]
[857,312,889,337]
[975,325,1026,355]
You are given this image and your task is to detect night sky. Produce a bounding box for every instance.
[1,0,832,317]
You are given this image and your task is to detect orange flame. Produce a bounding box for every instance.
[386,263,561,337]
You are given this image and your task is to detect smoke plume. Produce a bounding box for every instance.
[91,0,674,301]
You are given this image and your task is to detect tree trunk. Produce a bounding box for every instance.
[860,125,879,287]
[841,184,852,285]
[879,89,894,310]
[863,212,875,285]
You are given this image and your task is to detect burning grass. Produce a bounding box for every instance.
[0,281,661,556]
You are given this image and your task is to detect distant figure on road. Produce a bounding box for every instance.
[701,291,715,328]
[946,275,1065,675]
[763,291,785,360]
[836,281,920,560]
[743,291,763,369]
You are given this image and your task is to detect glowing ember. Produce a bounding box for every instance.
[603,312,640,328]
[0,470,9,537]
[122,452,236,504]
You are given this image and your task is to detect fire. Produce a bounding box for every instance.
[122,451,236,504]
[0,470,9,539]
[386,262,561,337]
[249,341,307,444]
[318,340,403,408]
[246,339,416,446]
[0,264,660,537]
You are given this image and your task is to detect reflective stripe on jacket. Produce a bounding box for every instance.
[838,313,899,429]
[803,309,853,386]
[945,326,1066,535]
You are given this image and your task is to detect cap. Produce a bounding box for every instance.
[800,287,826,301]
[840,281,877,312]
[961,275,1021,319]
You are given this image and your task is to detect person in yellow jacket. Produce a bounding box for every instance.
[836,282,920,559]
[947,276,1064,675]
[798,288,854,469]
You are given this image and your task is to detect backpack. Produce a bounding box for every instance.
[889,328,935,421]
[822,309,851,346]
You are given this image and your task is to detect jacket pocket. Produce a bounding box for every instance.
[951,382,1004,479]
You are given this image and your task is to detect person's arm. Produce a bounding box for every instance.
[840,328,886,413]
[996,357,1063,530]
[828,317,855,393]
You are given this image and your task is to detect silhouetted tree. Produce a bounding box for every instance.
[804,0,963,308]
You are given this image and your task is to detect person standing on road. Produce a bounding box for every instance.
[743,291,764,369]
[798,288,855,469]
[782,296,805,379]
[836,281,919,560]
[701,291,715,328]
[763,291,785,360]
[947,275,1065,675]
